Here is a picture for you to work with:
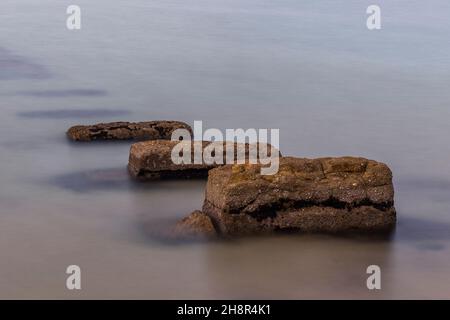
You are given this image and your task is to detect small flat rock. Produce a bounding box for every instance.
[202,156,396,236]
[67,121,192,141]
[128,140,280,180]
[173,210,217,240]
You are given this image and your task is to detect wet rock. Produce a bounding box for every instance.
[19,89,106,97]
[128,140,280,180]
[0,47,51,80]
[173,211,217,240]
[49,168,134,192]
[67,121,192,142]
[202,156,396,236]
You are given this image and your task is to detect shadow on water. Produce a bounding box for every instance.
[17,109,132,119]
[393,177,450,250]
[396,177,450,203]
[0,47,51,80]
[397,177,450,190]
[139,222,399,246]
[16,89,107,97]
[1,131,136,151]
[138,213,399,246]
[138,216,220,246]
[48,167,208,193]
[47,165,450,251]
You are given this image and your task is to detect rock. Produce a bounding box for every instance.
[202,156,396,236]
[128,140,281,180]
[66,121,192,141]
[173,210,217,240]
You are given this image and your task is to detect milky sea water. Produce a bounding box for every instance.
[1,0,450,298]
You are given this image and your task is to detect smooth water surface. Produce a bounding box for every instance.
[1,0,450,298]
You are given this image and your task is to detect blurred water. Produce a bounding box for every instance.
[1,0,450,298]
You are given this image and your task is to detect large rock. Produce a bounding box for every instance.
[202,156,396,236]
[67,121,192,141]
[128,140,280,180]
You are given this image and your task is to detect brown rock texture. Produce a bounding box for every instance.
[173,210,217,240]
[67,121,192,141]
[128,140,280,180]
[202,156,396,236]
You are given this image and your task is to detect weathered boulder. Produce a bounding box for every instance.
[67,121,192,141]
[173,210,217,240]
[202,156,396,236]
[128,140,280,180]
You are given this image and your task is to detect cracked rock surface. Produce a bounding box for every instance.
[128,140,280,180]
[67,121,192,141]
[201,156,396,236]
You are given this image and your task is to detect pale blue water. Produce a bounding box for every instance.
[1,0,450,298]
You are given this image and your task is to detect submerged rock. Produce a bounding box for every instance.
[201,156,396,236]
[173,211,217,240]
[128,140,280,180]
[66,121,192,141]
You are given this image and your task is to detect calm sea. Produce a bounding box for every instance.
[1,0,450,298]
